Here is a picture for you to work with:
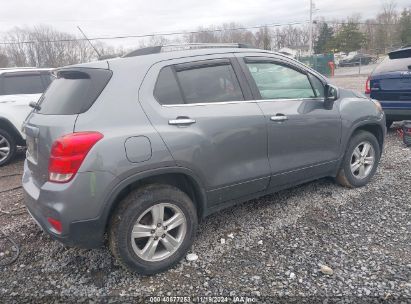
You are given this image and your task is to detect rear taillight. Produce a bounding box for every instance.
[365,76,371,94]
[48,132,103,183]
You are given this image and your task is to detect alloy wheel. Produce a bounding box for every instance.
[130,203,187,262]
[0,135,11,163]
[350,141,375,179]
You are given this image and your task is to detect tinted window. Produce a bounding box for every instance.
[41,73,55,88]
[37,68,112,115]
[154,66,184,105]
[374,56,411,74]
[246,62,316,99]
[176,63,244,104]
[1,74,44,95]
[308,74,325,97]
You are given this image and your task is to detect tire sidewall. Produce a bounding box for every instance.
[0,129,16,166]
[113,185,197,275]
[342,131,380,187]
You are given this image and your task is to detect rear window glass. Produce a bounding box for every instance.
[154,66,184,105]
[37,68,112,115]
[373,56,411,74]
[176,64,244,104]
[1,74,44,95]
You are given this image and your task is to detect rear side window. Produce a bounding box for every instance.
[176,64,244,104]
[1,74,44,95]
[154,60,244,105]
[154,66,184,105]
[37,68,112,115]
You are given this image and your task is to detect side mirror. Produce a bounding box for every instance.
[324,84,339,109]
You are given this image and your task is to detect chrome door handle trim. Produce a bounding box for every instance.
[270,116,288,122]
[168,118,196,125]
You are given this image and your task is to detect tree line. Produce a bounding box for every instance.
[315,4,411,54]
[0,2,410,68]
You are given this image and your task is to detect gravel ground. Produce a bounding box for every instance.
[0,77,410,303]
[330,75,367,93]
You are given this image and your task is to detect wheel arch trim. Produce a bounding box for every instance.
[102,166,208,228]
[348,120,385,153]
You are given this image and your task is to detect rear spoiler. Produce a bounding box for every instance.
[388,47,411,59]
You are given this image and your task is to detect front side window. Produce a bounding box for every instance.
[308,74,325,97]
[2,74,44,95]
[246,62,317,99]
[153,61,244,105]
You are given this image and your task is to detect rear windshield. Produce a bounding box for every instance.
[37,68,112,115]
[373,56,411,74]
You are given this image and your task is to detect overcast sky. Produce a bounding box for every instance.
[0,0,410,48]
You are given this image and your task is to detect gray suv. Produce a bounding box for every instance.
[23,44,386,274]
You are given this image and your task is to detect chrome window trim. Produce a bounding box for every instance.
[161,97,325,107]
[161,100,255,107]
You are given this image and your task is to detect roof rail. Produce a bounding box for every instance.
[122,43,255,58]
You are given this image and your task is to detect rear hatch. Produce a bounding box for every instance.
[24,66,112,186]
[370,48,411,105]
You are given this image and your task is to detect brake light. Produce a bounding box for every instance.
[48,132,103,183]
[365,76,371,94]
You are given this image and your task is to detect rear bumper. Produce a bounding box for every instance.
[365,95,411,121]
[24,195,105,248]
[383,108,411,121]
[22,160,115,248]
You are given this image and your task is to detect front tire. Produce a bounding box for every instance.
[336,131,380,188]
[109,184,198,275]
[0,129,16,166]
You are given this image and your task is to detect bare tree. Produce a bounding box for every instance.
[0,47,9,68]
[375,1,400,52]
[1,25,112,67]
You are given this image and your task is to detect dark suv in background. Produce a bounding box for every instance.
[366,46,411,128]
[22,44,385,274]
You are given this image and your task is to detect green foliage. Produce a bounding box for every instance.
[329,22,366,53]
[314,23,334,54]
[399,9,411,45]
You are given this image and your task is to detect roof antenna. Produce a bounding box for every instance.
[77,26,101,59]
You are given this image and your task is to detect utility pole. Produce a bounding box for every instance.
[309,0,313,56]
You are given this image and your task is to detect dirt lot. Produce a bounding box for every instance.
[0,76,410,302]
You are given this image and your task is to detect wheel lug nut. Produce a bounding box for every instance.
[151,230,155,234]
[154,236,158,240]
[157,223,162,227]
[164,226,168,230]
[162,234,166,238]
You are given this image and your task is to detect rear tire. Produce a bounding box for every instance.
[336,131,380,188]
[0,129,16,166]
[109,184,198,275]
